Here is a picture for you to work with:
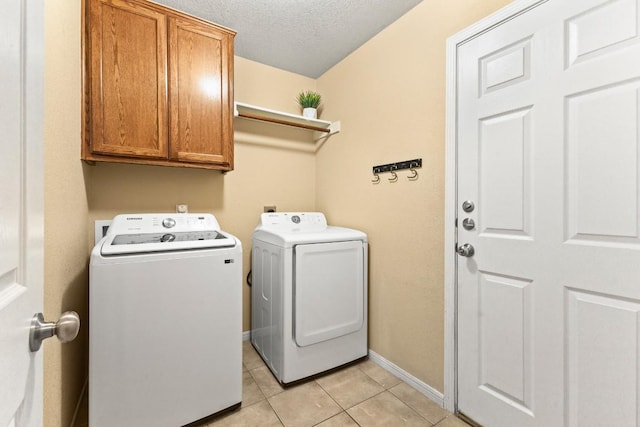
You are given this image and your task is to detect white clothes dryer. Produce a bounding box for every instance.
[251,212,368,384]
[89,213,242,427]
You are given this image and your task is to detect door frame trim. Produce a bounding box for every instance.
[443,0,548,412]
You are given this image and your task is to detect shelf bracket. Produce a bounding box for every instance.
[328,121,341,135]
[314,121,341,141]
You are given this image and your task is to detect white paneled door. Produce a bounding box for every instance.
[0,0,45,426]
[456,0,640,425]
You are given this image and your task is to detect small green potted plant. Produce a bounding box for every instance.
[297,90,322,119]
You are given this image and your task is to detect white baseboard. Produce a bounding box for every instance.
[367,349,445,407]
[242,330,250,341]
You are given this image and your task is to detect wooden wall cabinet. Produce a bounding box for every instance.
[83,0,235,170]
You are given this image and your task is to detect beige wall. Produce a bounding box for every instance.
[44,4,316,424]
[316,0,510,391]
[43,0,509,424]
[44,0,88,425]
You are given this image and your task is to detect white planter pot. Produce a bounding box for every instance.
[302,107,317,119]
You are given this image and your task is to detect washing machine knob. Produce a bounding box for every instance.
[162,217,176,228]
[160,233,176,242]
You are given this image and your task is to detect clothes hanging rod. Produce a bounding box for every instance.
[236,111,331,133]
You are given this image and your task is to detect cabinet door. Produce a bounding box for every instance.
[89,0,168,158]
[168,17,234,168]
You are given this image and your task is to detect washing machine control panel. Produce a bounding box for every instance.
[109,214,221,234]
[259,212,327,232]
[100,213,235,255]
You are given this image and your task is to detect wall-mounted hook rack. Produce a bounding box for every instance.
[372,158,422,183]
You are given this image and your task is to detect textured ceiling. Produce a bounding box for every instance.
[152,0,423,78]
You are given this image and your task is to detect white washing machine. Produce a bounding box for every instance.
[89,213,242,427]
[251,212,368,384]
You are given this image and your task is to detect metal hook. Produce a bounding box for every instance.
[371,173,381,184]
[388,171,398,182]
[407,168,418,180]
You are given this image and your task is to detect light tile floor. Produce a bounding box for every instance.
[75,341,470,426]
[206,341,470,427]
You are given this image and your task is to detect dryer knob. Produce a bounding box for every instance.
[162,218,176,228]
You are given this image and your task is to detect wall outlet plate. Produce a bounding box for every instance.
[94,220,112,246]
[176,204,188,213]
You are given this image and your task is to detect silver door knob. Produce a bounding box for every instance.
[457,243,475,257]
[29,311,80,352]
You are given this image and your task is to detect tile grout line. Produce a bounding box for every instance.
[242,347,448,427]
[349,361,436,425]
[311,378,353,425]
[264,398,286,427]
[387,386,446,425]
[355,360,451,425]
[354,360,397,390]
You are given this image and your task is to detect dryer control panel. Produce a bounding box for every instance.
[258,212,327,232]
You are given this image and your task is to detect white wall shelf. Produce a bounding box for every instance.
[234,102,341,137]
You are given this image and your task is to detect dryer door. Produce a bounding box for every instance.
[293,240,364,347]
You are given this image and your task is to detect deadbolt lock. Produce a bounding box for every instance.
[462,200,475,213]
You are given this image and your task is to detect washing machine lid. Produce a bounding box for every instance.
[100,213,236,255]
[253,212,367,247]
